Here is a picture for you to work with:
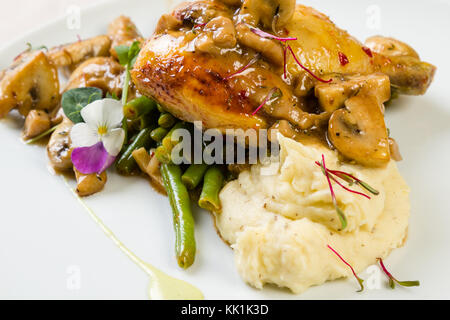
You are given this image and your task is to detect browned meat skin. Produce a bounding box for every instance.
[132,0,436,166]
[132,34,269,131]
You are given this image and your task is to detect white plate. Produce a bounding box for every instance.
[1,0,450,300]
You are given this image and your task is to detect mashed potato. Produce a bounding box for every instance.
[215,135,410,294]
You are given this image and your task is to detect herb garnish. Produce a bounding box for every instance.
[319,155,348,230]
[286,46,332,83]
[315,162,380,197]
[25,126,57,145]
[328,245,364,292]
[252,87,280,115]
[225,54,260,80]
[114,41,141,146]
[249,26,298,42]
[14,43,48,61]
[315,161,379,199]
[62,87,103,123]
[377,258,420,289]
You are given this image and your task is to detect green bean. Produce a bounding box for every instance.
[160,163,196,269]
[123,96,157,120]
[116,127,155,175]
[162,122,188,151]
[139,112,157,131]
[157,103,166,113]
[182,164,209,190]
[158,113,177,129]
[199,166,225,212]
[151,127,169,142]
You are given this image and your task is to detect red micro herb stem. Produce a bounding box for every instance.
[314,162,371,199]
[225,55,260,80]
[322,155,338,205]
[283,44,288,79]
[286,46,332,83]
[194,23,207,29]
[377,258,420,289]
[321,155,347,229]
[250,26,297,42]
[252,88,277,115]
[328,245,364,292]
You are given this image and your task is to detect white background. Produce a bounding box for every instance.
[0,0,97,44]
[1,0,450,300]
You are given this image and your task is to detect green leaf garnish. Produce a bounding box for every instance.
[377,258,420,289]
[317,157,347,230]
[62,87,103,123]
[395,280,421,287]
[26,42,48,52]
[335,206,348,230]
[25,125,57,144]
[113,41,141,151]
[115,41,141,67]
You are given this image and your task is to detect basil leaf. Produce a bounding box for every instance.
[62,87,103,123]
[114,41,141,67]
[128,41,141,65]
[115,45,131,66]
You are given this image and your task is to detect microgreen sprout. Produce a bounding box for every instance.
[252,88,280,115]
[328,245,364,292]
[377,258,420,289]
[319,155,347,230]
[286,46,332,83]
[114,41,141,148]
[225,54,260,80]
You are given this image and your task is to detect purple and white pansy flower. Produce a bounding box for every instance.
[70,98,125,175]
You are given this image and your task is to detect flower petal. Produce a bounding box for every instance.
[81,98,124,129]
[71,142,116,175]
[70,123,99,148]
[102,128,125,157]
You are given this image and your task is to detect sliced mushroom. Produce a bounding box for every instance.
[108,16,145,58]
[389,137,403,162]
[132,148,165,192]
[328,94,390,167]
[0,51,59,118]
[373,54,436,96]
[365,36,419,59]
[207,16,237,48]
[315,73,391,113]
[65,57,127,98]
[47,117,73,171]
[46,35,111,68]
[173,0,231,25]
[366,36,436,96]
[22,110,51,140]
[195,16,237,54]
[236,23,284,66]
[218,0,242,6]
[74,168,107,197]
[155,14,183,34]
[240,0,295,30]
